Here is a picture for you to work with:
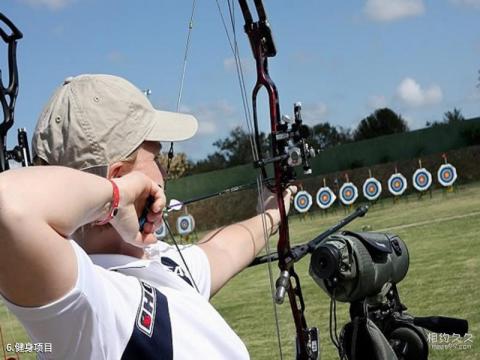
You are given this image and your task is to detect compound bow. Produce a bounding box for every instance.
[233,1,318,358]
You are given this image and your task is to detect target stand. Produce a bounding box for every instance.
[294,190,313,221]
[154,222,168,241]
[362,177,382,203]
[316,186,336,215]
[176,214,197,242]
[413,167,433,199]
[438,163,458,194]
[388,172,408,203]
[339,182,358,211]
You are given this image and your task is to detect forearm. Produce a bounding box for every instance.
[0,166,113,238]
[198,210,279,296]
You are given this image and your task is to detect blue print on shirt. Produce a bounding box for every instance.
[160,256,193,287]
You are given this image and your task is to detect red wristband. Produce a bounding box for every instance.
[96,179,120,225]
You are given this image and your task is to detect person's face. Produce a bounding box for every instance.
[126,141,166,187]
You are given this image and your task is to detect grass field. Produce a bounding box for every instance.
[1,183,479,359]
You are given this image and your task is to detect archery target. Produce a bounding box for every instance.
[339,182,358,205]
[413,168,432,192]
[388,173,407,196]
[437,164,457,187]
[155,223,167,241]
[362,177,382,201]
[294,191,313,213]
[176,215,195,236]
[316,187,336,209]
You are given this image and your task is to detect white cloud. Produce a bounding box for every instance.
[396,77,442,107]
[223,57,254,73]
[189,100,237,135]
[19,0,73,10]
[449,0,480,9]
[367,95,388,109]
[301,102,329,126]
[364,0,425,22]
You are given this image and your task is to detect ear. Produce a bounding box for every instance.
[108,161,127,179]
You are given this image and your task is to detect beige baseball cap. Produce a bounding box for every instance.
[32,74,198,174]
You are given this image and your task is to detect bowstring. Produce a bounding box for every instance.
[216,1,284,358]
[161,0,201,294]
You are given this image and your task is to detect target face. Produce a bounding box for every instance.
[316,187,336,209]
[339,182,358,205]
[437,164,457,187]
[154,223,167,240]
[388,173,407,196]
[176,215,195,235]
[294,191,313,213]
[362,177,382,201]
[413,168,432,192]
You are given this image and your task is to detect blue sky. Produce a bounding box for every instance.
[2,0,479,161]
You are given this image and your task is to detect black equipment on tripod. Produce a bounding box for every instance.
[310,231,469,360]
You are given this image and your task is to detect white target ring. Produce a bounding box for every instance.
[294,191,313,213]
[316,187,336,209]
[154,222,167,240]
[413,168,432,192]
[176,215,195,236]
[362,177,382,201]
[437,164,457,187]
[388,173,407,196]
[339,182,358,205]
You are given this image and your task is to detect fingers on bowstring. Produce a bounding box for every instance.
[285,185,298,197]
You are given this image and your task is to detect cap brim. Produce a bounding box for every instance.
[145,110,198,142]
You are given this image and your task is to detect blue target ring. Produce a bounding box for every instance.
[316,187,336,209]
[180,219,189,230]
[339,183,358,205]
[388,173,407,196]
[294,191,313,213]
[437,164,457,187]
[413,168,432,192]
[363,178,382,201]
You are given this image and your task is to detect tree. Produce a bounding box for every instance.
[307,122,352,150]
[190,153,228,174]
[190,126,268,174]
[353,108,409,141]
[156,152,192,180]
[426,107,465,127]
[443,107,465,124]
[212,126,268,167]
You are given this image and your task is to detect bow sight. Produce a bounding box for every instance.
[0,12,30,173]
